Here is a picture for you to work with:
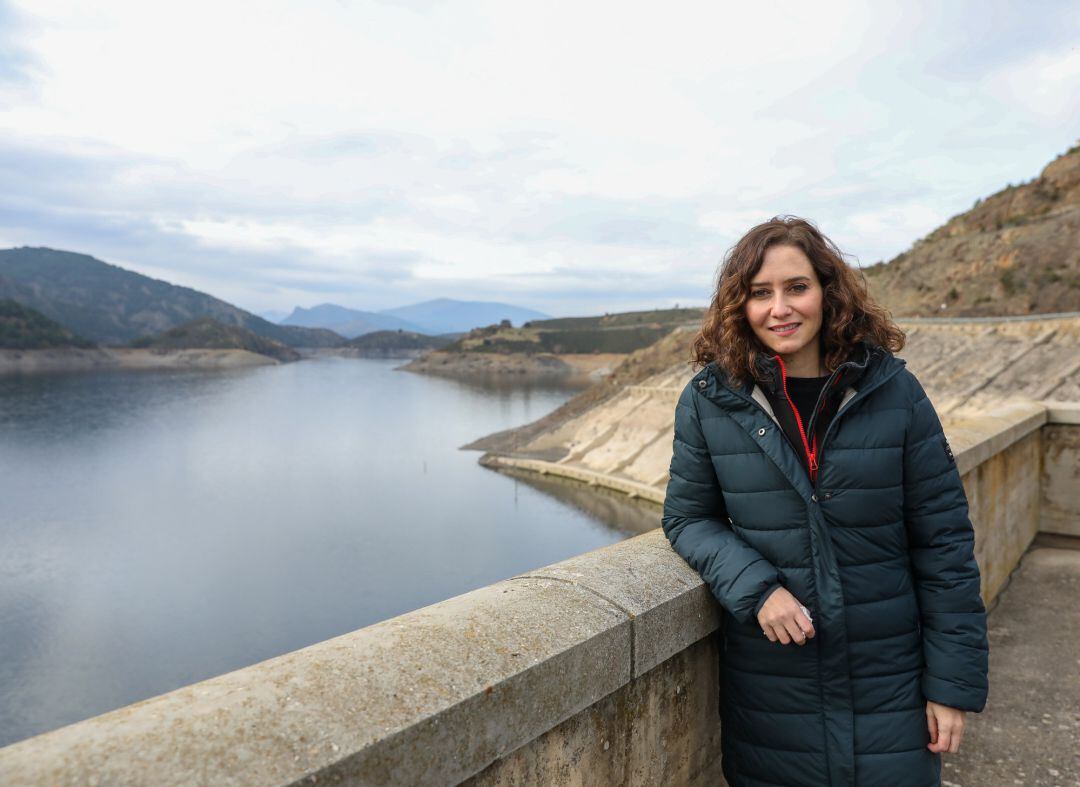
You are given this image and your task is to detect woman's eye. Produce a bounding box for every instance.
[790,283,809,293]
[751,289,768,298]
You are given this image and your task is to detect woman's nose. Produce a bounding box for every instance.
[770,295,793,318]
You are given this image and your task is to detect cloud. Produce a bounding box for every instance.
[0,1,37,87]
[1,0,1077,315]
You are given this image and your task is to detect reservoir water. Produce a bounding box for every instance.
[0,357,660,746]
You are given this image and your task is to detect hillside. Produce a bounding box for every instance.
[0,248,344,348]
[440,307,703,356]
[523,308,703,330]
[463,326,700,452]
[865,141,1080,316]
[0,299,95,350]
[345,329,454,356]
[130,317,300,362]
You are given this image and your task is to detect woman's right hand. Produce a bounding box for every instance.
[757,587,816,645]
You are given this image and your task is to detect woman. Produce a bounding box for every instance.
[661,216,988,787]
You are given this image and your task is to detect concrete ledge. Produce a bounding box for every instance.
[1040,400,1080,425]
[946,401,1048,477]
[512,529,721,678]
[0,576,635,786]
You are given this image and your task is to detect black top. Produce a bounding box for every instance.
[786,374,831,436]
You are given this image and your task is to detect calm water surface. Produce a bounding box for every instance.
[0,357,659,746]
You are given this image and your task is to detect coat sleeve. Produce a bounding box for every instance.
[661,381,781,625]
[902,374,989,712]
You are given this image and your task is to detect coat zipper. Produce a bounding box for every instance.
[773,354,819,482]
[711,350,905,498]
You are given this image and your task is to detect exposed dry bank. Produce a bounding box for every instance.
[405,350,627,385]
[0,347,281,375]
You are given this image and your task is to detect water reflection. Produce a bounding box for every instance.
[0,357,648,746]
[490,466,661,537]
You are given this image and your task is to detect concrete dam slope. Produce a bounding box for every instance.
[478,313,1080,501]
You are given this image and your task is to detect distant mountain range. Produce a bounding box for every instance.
[0,248,343,347]
[258,309,290,324]
[278,298,550,338]
[0,247,553,350]
[379,298,550,334]
[280,304,426,338]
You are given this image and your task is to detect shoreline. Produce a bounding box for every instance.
[400,350,626,383]
[297,346,432,361]
[0,347,281,376]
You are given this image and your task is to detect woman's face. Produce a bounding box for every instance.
[743,244,824,359]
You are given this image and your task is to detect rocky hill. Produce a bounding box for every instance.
[865,141,1080,316]
[0,299,95,349]
[0,248,344,348]
[130,317,300,362]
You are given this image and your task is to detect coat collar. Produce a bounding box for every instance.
[694,339,902,411]
[691,340,906,502]
[747,340,878,399]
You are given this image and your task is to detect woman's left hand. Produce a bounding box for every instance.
[926,700,966,753]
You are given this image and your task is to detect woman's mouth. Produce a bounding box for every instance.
[768,322,800,336]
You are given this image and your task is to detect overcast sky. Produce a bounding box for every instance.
[1,1,1077,318]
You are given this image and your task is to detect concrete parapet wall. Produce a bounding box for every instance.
[963,422,1043,601]
[0,530,722,786]
[466,634,725,787]
[1,406,1077,785]
[1040,403,1080,537]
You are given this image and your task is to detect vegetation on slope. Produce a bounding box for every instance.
[864,141,1080,316]
[345,329,454,353]
[445,308,704,357]
[130,317,300,362]
[0,299,96,349]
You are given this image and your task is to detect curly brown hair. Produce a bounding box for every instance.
[690,215,905,387]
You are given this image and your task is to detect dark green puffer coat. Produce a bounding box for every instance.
[661,341,989,787]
